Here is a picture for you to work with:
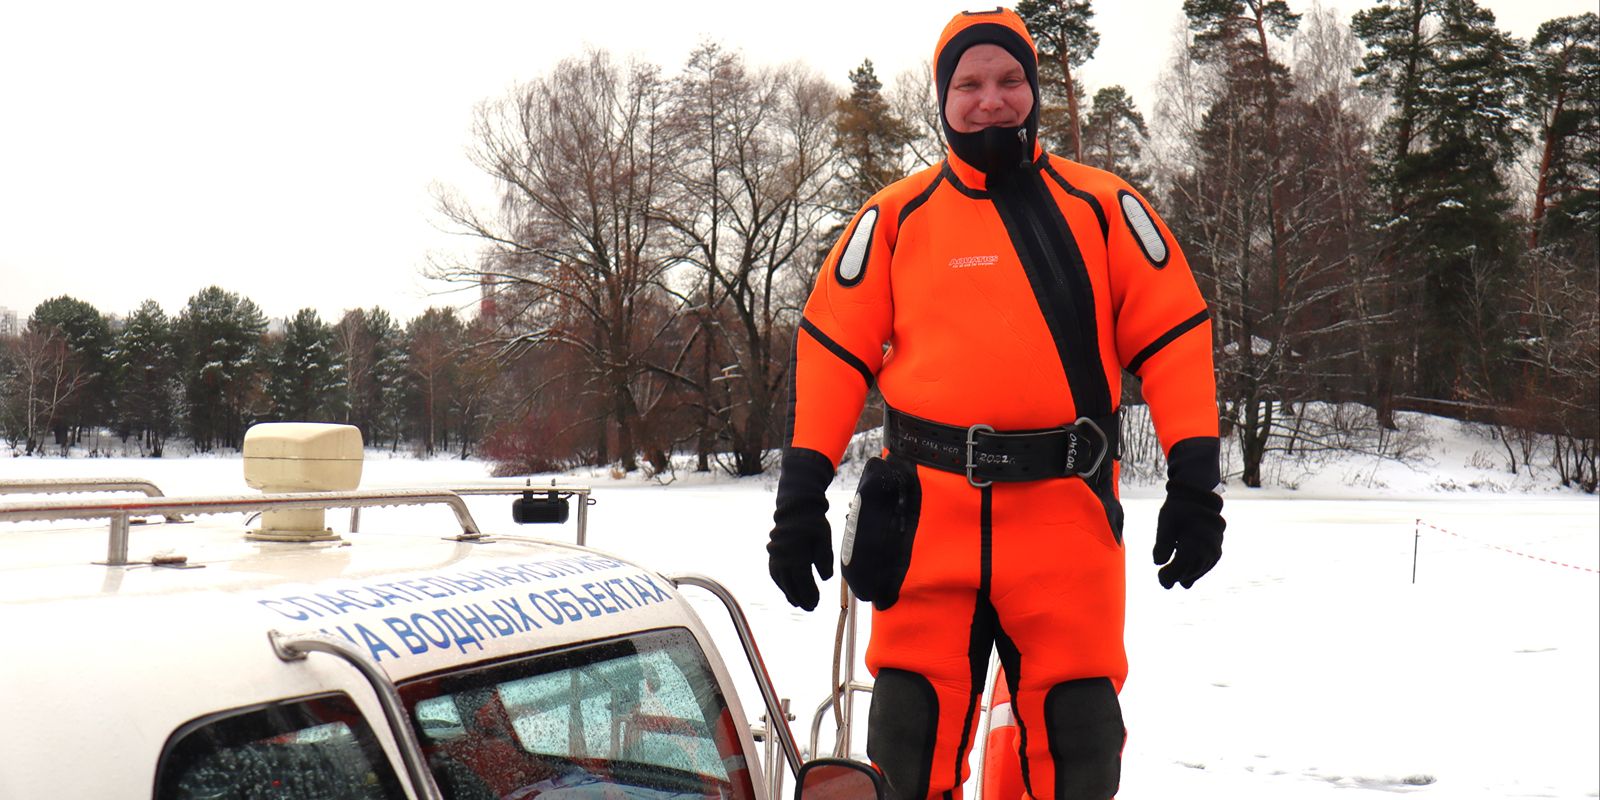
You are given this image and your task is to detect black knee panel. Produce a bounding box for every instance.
[1044,677,1124,800]
[867,668,939,800]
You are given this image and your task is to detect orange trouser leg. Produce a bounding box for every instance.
[865,467,1127,800]
[990,476,1127,800]
[865,465,986,800]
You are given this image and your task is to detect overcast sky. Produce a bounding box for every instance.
[1,0,1587,326]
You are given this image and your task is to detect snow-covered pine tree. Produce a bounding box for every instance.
[111,300,179,456]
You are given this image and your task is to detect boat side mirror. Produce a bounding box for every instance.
[511,491,569,524]
[794,758,887,800]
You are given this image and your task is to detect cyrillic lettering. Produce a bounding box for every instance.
[374,582,424,603]
[637,574,671,602]
[547,590,583,622]
[403,579,451,600]
[612,578,642,607]
[448,575,486,592]
[483,606,517,636]
[528,593,565,625]
[495,597,542,631]
[434,609,484,653]
[356,623,399,662]
[338,588,384,609]
[258,599,310,621]
[583,582,620,614]
[565,587,603,618]
[386,617,429,655]
[597,579,632,610]
[411,614,452,649]
[627,577,660,605]
[285,596,333,619]
[317,592,364,614]
[456,604,496,642]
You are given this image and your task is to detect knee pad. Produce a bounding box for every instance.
[1045,677,1124,800]
[867,668,938,800]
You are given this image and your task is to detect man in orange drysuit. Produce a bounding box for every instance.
[766,8,1225,800]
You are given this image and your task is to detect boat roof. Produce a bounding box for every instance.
[0,487,716,796]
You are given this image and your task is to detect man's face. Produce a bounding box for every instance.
[944,44,1033,134]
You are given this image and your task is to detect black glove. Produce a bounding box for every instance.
[767,448,835,611]
[1153,437,1225,589]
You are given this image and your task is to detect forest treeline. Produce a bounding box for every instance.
[2,1,1595,491]
[1,292,491,460]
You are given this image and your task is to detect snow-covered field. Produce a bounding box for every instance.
[3,418,1596,799]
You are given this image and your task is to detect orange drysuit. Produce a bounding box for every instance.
[778,9,1220,800]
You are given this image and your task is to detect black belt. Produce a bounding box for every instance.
[884,407,1119,488]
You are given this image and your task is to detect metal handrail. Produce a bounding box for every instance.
[808,682,875,758]
[268,630,444,800]
[669,574,803,778]
[0,490,483,566]
[0,478,184,522]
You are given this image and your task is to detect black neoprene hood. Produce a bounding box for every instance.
[935,17,1041,175]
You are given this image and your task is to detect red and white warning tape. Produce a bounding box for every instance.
[1415,519,1599,574]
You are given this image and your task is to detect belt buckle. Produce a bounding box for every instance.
[964,424,994,489]
[1067,416,1108,478]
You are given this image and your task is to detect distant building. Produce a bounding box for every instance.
[0,306,17,337]
[479,274,497,322]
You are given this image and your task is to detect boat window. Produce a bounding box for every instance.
[155,692,405,799]
[400,627,755,800]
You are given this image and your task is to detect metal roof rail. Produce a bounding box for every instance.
[0,478,184,522]
[0,489,483,566]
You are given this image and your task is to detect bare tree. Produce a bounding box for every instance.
[436,49,681,473]
[404,308,464,456]
[0,328,90,455]
[888,63,944,170]
[660,47,841,475]
[1157,2,1398,486]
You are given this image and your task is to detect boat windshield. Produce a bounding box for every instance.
[399,627,756,800]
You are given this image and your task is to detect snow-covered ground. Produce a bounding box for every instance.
[3,416,1596,799]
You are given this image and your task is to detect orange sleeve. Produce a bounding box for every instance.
[786,196,899,468]
[1104,182,1220,455]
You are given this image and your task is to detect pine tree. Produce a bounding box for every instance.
[1080,86,1148,179]
[110,300,179,456]
[176,287,267,451]
[1517,12,1599,489]
[266,308,339,424]
[1015,0,1098,160]
[834,60,912,209]
[1355,0,1526,402]
[1186,0,1300,302]
[1527,12,1599,250]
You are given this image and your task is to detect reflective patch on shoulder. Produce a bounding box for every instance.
[836,206,879,287]
[1118,190,1169,268]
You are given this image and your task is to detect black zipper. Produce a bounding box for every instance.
[988,167,1110,418]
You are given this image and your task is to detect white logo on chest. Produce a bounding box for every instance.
[949,254,999,269]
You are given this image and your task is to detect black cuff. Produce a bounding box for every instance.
[1166,437,1221,493]
[1164,480,1223,513]
[774,447,835,524]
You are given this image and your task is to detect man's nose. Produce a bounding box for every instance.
[978,86,1005,110]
